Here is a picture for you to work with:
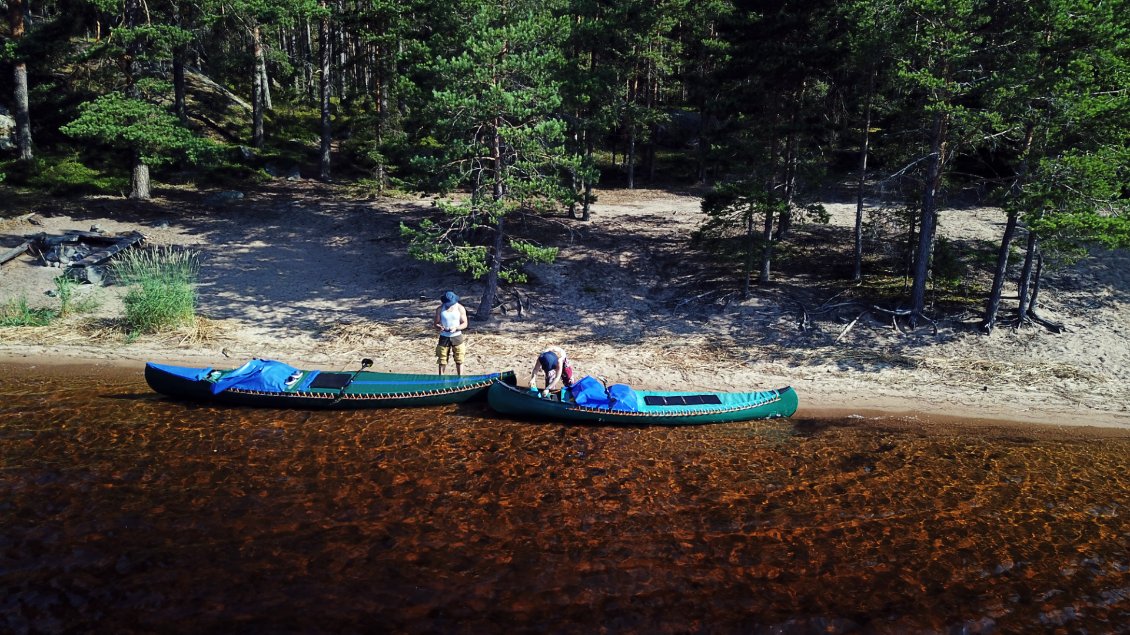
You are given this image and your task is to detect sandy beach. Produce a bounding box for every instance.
[2,183,1128,430]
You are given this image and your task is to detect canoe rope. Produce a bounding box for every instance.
[223,378,497,400]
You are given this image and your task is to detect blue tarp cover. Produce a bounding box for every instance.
[567,377,641,411]
[211,359,299,394]
[570,375,609,408]
[607,384,640,412]
[147,362,213,381]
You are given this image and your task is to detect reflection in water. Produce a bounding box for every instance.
[1,364,1128,634]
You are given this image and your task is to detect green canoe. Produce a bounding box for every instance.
[146,360,515,409]
[487,379,798,425]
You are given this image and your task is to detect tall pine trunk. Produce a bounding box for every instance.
[318,3,332,180]
[1015,230,1039,327]
[776,98,801,240]
[173,54,187,123]
[742,206,755,297]
[130,150,151,200]
[758,204,775,284]
[582,135,594,221]
[981,212,1018,333]
[625,77,636,189]
[852,70,875,282]
[477,118,505,321]
[9,0,32,161]
[759,114,782,283]
[251,25,264,147]
[982,124,1036,333]
[124,0,150,199]
[909,110,949,327]
[372,40,391,190]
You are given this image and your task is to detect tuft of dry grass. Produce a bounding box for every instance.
[320,320,430,357]
[922,357,1104,385]
[1,315,232,348]
[167,316,228,346]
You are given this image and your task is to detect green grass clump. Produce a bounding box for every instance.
[0,297,56,326]
[54,275,101,317]
[0,275,103,327]
[112,247,200,334]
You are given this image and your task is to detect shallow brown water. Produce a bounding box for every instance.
[1,364,1128,634]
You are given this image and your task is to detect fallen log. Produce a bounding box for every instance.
[0,240,32,266]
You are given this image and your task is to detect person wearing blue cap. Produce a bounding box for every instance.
[433,291,469,375]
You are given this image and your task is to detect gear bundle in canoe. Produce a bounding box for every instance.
[487,378,798,425]
[145,359,516,409]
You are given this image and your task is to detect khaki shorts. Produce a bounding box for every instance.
[436,335,466,365]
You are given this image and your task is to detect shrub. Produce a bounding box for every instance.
[24,156,128,196]
[111,247,200,334]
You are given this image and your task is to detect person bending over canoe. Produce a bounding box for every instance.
[528,346,574,395]
[434,291,469,375]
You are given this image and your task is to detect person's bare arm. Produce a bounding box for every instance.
[457,305,469,331]
[433,307,443,330]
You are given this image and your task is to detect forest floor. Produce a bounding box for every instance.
[1,181,1128,430]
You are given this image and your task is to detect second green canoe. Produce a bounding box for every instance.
[487,380,798,425]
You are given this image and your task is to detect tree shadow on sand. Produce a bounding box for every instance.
[3,182,1126,377]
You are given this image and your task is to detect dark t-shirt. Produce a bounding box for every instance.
[537,350,559,371]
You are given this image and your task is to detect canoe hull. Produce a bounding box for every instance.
[487,381,798,425]
[146,362,515,409]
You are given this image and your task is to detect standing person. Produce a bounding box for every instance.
[528,345,574,395]
[434,291,468,375]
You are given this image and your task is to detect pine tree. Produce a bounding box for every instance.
[981,0,1130,332]
[60,0,214,199]
[401,0,579,321]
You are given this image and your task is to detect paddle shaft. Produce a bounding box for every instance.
[333,358,373,403]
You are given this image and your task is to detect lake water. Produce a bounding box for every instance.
[1,363,1128,634]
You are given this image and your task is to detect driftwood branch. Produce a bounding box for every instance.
[868,305,938,336]
[1026,309,1065,333]
[794,300,810,331]
[787,295,948,339]
[493,289,531,317]
[835,311,868,343]
[0,240,31,266]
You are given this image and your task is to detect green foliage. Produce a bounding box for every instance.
[8,156,128,196]
[930,237,967,286]
[401,0,579,292]
[503,240,558,283]
[401,219,491,278]
[111,247,200,334]
[696,180,786,243]
[61,93,218,168]
[1013,147,1130,265]
[192,162,273,189]
[0,298,55,327]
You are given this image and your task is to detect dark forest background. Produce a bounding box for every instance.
[1,0,1127,328]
